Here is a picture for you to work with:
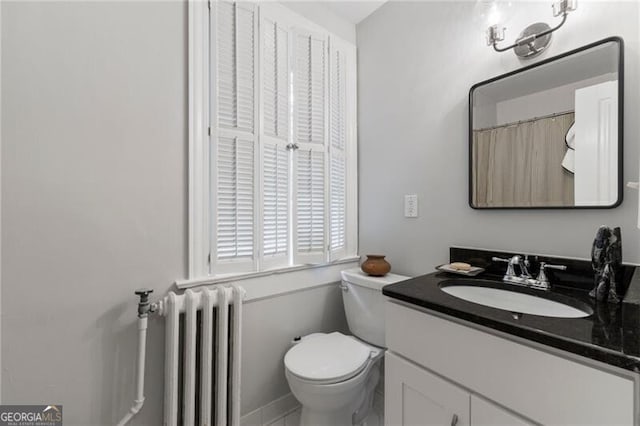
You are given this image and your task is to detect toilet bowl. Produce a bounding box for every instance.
[284,332,383,426]
[284,269,410,426]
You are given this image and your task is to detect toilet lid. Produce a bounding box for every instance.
[284,332,372,383]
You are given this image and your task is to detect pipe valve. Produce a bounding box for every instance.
[134,288,156,318]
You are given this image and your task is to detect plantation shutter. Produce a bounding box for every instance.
[260,11,291,269]
[261,14,290,141]
[328,39,348,260]
[293,29,328,264]
[203,2,356,277]
[211,1,258,274]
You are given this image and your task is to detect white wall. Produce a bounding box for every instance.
[2,2,184,424]
[473,91,498,129]
[495,74,616,126]
[357,0,640,277]
[242,285,348,415]
[1,1,350,424]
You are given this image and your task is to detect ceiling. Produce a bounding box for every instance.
[321,1,388,24]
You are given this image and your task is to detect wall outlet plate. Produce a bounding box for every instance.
[404,194,418,218]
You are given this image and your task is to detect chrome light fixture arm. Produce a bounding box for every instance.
[490,13,568,54]
[487,0,577,58]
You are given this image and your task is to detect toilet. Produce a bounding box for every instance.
[284,268,410,426]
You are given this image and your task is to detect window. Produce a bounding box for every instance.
[187,1,358,281]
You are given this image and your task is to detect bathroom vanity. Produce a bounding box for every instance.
[382,248,640,425]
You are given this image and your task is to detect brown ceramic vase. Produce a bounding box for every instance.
[361,255,391,277]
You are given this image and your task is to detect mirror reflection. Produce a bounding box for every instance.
[470,38,622,209]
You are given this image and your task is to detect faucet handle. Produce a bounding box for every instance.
[542,263,567,271]
[492,256,516,277]
[536,262,567,283]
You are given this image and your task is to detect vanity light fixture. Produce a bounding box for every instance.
[486,0,577,59]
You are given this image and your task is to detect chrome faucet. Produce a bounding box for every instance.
[492,255,566,290]
[536,262,568,288]
[516,255,532,278]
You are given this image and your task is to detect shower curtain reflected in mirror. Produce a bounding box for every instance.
[473,113,575,208]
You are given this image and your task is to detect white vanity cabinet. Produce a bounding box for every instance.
[385,300,638,426]
[386,353,533,426]
[386,352,470,426]
[470,395,533,426]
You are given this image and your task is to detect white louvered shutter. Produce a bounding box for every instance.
[260,11,291,269]
[211,1,258,274]
[293,29,328,264]
[261,14,289,141]
[328,39,347,260]
[205,2,356,276]
[262,142,289,267]
[216,136,255,259]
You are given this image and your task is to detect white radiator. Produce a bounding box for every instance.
[158,286,245,426]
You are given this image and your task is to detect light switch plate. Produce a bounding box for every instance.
[404,194,418,218]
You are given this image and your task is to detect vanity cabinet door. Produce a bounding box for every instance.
[386,352,469,426]
[470,395,534,426]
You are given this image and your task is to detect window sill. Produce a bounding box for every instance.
[175,256,361,302]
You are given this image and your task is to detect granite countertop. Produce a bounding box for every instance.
[382,266,640,373]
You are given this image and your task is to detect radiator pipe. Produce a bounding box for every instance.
[116,289,157,426]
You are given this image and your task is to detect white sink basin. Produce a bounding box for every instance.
[440,284,592,318]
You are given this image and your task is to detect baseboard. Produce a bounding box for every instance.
[241,391,385,426]
[241,393,300,426]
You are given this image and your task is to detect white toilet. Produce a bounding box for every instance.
[284,268,409,426]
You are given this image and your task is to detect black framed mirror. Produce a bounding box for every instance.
[469,37,623,209]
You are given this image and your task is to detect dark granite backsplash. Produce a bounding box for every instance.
[449,246,636,295]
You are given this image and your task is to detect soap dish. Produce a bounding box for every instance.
[436,263,485,277]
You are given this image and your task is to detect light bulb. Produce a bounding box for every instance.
[486,25,506,46]
[487,2,502,26]
[553,0,578,17]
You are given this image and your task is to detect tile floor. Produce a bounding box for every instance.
[267,392,384,426]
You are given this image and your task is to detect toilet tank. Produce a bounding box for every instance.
[341,268,410,347]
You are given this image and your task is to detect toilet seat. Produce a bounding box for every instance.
[284,332,374,385]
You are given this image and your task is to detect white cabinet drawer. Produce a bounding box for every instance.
[386,301,636,425]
